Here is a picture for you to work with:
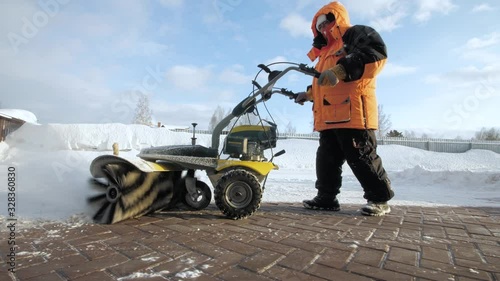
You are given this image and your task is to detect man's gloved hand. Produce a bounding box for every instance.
[295,92,309,105]
[317,64,346,87]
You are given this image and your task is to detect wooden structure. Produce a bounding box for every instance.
[0,110,36,142]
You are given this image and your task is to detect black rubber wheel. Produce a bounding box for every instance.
[184,180,212,210]
[214,169,262,219]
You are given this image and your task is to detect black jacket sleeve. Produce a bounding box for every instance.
[337,25,387,82]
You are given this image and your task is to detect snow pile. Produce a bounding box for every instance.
[0,123,499,226]
[6,123,213,151]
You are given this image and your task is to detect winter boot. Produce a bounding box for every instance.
[303,195,340,211]
[360,201,391,216]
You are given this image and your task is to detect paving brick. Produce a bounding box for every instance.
[445,227,469,237]
[483,255,500,266]
[74,242,114,260]
[248,238,295,255]
[340,227,376,242]
[306,263,373,281]
[216,239,261,256]
[196,252,245,276]
[263,265,326,281]
[454,257,499,274]
[278,249,319,271]
[108,253,172,278]
[451,245,484,262]
[371,228,398,240]
[112,242,153,259]
[316,248,353,269]
[420,258,493,280]
[33,240,78,260]
[239,250,284,273]
[422,226,447,239]
[384,260,453,281]
[66,232,117,246]
[347,262,414,281]
[217,266,274,281]
[397,227,421,240]
[134,223,170,234]
[353,247,386,267]
[23,272,65,281]
[3,204,498,281]
[57,252,129,279]
[15,254,88,280]
[183,239,230,258]
[387,247,419,266]
[280,237,325,253]
[72,271,115,281]
[107,224,143,235]
[421,245,451,264]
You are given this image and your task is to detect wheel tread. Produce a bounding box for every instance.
[214,169,262,220]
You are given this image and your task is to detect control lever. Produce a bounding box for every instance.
[257,64,271,73]
[299,63,321,78]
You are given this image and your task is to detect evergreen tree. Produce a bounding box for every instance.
[132,94,153,125]
[386,129,404,138]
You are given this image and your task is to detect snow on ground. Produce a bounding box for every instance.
[0,123,499,227]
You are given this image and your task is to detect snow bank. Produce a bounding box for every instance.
[5,123,213,151]
[0,123,499,225]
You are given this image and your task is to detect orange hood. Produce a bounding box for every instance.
[307,1,351,61]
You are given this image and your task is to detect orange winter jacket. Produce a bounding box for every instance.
[307,1,387,131]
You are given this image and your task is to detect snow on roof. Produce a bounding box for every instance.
[0,109,39,124]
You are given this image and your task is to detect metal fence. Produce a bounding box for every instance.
[173,128,500,154]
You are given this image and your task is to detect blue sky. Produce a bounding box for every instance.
[1,0,499,138]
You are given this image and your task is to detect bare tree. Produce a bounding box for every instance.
[132,94,153,125]
[209,105,228,131]
[377,104,391,139]
[404,130,417,138]
[475,127,500,141]
[284,121,297,134]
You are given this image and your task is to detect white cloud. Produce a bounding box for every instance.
[280,13,311,38]
[463,32,500,50]
[370,10,407,32]
[379,63,417,77]
[343,0,407,32]
[165,65,213,91]
[344,0,400,18]
[414,0,457,22]
[219,65,252,85]
[472,3,494,13]
[424,65,500,88]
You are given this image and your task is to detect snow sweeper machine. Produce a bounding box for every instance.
[88,62,320,224]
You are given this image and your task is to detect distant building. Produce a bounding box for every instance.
[0,109,38,142]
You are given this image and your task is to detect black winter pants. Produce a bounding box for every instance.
[315,129,394,202]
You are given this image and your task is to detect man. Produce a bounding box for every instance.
[295,1,394,216]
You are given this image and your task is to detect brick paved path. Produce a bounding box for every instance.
[1,203,499,280]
